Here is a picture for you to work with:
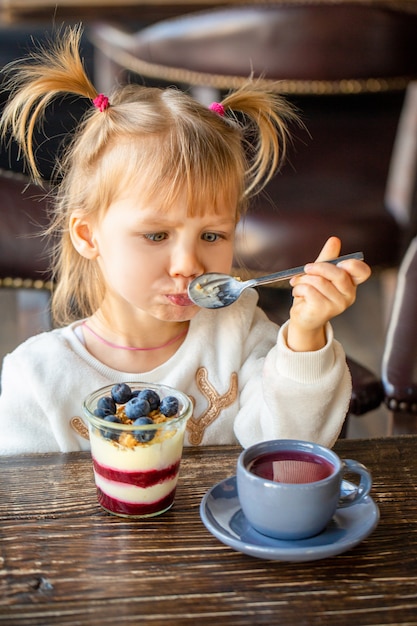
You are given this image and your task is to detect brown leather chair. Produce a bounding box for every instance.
[0,169,52,288]
[90,1,417,275]
[382,235,417,434]
[0,169,52,356]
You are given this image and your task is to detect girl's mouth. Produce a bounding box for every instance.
[166,293,195,307]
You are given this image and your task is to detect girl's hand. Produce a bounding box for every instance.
[286,237,371,352]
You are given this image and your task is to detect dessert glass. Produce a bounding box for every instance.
[83,382,192,518]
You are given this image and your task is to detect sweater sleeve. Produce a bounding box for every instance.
[0,331,97,454]
[0,348,60,453]
[234,318,351,449]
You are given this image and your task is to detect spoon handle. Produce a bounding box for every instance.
[247,252,364,288]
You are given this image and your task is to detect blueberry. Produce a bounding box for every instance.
[111,383,132,404]
[102,414,122,440]
[137,389,160,411]
[104,414,121,424]
[94,406,114,418]
[124,397,151,420]
[97,396,116,414]
[133,416,155,443]
[159,396,179,417]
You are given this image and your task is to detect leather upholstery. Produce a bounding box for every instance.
[111,4,417,89]
[382,236,417,432]
[0,169,52,286]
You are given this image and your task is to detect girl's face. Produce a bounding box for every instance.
[82,187,237,324]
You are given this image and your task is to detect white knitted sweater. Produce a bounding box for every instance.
[0,290,350,454]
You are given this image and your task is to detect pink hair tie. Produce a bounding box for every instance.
[209,102,225,117]
[93,93,110,112]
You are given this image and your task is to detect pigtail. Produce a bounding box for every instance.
[220,83,298,196]
[0,25,97,183]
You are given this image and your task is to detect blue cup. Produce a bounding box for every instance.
[237,439,372,540]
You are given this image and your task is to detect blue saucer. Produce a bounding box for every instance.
[200,476,379,562]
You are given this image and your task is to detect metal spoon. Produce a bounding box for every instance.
[188,251,364,309]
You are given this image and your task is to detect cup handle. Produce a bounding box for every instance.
[338,459,372,508]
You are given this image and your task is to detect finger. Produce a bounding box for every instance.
[337,260,372,285]
[292,273,355,307]
[290,237,342,287]
[314,236,341,263]
[303,255,371,289]
[295,255,353,291]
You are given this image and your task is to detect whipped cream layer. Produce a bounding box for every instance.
[90,424,186,517]
[91,425,184,470]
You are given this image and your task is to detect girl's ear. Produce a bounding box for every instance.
[69,214,99,259]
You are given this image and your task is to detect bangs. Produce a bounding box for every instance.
[139,157,244,219]
[87,129,246,219]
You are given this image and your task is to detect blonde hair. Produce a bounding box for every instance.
[0,25,297,326]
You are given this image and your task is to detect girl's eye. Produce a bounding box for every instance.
[202,232,220,243]
[145,232,167,242]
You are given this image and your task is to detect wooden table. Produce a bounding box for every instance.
[1,436,417,625]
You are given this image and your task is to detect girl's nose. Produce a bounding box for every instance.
[169,244,205,279]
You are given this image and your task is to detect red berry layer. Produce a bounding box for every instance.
[92,457,181,487]
[96,486,176,516]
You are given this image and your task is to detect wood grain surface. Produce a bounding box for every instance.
[1,437,417,625]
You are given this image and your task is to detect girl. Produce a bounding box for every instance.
[0,26,370,453]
